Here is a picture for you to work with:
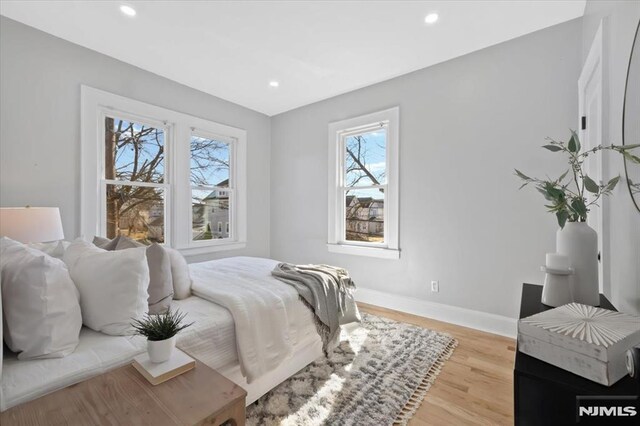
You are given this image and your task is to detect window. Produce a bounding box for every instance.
[190,133,234,242]
[82,86,247,255]
[327,107,399,259]
[103,115,168,244]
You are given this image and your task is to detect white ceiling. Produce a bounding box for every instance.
[0,1,585,116]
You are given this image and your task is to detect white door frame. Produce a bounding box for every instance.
[578,20,607,292]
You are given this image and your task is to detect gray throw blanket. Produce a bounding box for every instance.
[272,263,361,354]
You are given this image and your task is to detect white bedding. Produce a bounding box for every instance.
[173,296,238,370]
[189,256,318,383]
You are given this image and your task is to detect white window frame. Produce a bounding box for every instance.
[189,129,237,246]
[327,107,400,259]
[81,86,247,255]
[98,110,172,245]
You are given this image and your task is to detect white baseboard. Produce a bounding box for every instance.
[355,287,517,338]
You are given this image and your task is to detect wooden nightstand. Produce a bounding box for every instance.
[0,359,247,426]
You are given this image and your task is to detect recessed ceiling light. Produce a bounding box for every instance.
[269,81,280,88]
[120,5,137,17]
[424,13,439,24]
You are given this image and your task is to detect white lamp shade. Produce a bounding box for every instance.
[0,207,65,243]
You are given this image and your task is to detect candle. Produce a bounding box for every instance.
[546,253,570,270]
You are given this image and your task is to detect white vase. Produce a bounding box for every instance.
[556,222,600,306]
[147,335,176,363]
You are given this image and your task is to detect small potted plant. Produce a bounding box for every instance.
[131,309,194,363]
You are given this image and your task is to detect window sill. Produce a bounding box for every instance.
[326,243,400,259]
[178,241,246,256]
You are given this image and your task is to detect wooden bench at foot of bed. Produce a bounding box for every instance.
[0,359,247,426]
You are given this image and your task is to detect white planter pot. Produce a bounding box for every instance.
[556,222,599,306]
[147,335,176,363]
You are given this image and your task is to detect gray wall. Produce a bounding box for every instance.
[6,13,626,320]
[0,17,271,262]
[582,1,640,315]
[270,19,582,319]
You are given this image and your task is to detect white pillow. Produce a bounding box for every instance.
[165,247,192,299]
[0,237,82,360]
[63,239,149,335]
[28,240,70,259]
[93,235,191,300]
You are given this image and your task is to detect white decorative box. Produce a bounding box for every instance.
[518,303,640,386]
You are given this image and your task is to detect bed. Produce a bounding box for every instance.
[1,256,326,410]
[182,256,324,404]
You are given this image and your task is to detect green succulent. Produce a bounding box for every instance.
[131,309,194,341]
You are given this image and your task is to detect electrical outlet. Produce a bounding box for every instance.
[430,280,439,293]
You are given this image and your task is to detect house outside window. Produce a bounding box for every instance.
[81,86,247,255]
[327,107,400,259]
[190,132,236,242]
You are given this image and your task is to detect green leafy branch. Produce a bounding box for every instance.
[515,131,640,228]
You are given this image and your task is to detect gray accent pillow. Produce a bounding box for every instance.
[97,235,122,251]
[93,235,142,251]
[145,243,173,314]
[92,236,111,249]
[112,236,173,313]
[114,236,145,250]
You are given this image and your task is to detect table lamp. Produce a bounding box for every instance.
[0,207,64,243]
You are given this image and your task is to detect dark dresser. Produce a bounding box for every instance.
[514,283,639,425]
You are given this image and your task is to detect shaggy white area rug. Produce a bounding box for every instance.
[246,313,457,426]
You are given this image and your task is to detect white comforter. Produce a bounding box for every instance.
[189,256,317,383]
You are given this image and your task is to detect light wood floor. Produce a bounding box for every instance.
[359,303,516,426]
